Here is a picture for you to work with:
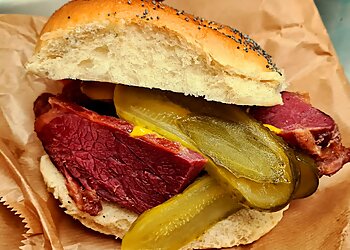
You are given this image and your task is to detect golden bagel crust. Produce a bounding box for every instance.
[37,0,281,77]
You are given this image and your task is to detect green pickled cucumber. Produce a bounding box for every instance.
[177,115,292,183]
[292,151,319,199]
[113,85,195,150]
[122,176,241,250]
[113,85,318,210]
[204,160,294,210]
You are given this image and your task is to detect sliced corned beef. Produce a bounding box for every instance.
[34,95,206,215]
[250,91,350,176]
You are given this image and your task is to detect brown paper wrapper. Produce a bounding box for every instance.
[0,0,349,249]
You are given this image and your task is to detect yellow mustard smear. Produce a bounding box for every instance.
[263,124,282,134]
[130,126,160,138]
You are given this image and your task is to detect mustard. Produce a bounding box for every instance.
[263,124,282,134]
[130,126,158,138]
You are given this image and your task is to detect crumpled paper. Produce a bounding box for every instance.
[0,0,349,249]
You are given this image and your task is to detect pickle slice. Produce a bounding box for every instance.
[114,85,195,150]
[205,161,294,210]
[169,92,319,195]
[260,131,318,200]
[292,152,319,199]
[114,86,297,209]
[178,115,292,183]
[167,92,296,184]
[122,176,241,250]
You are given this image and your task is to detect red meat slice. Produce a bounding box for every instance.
[250,92,350,176]
[34,96,207,215]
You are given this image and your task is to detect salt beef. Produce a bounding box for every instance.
[250,92,350,176]
[34,96,206,215]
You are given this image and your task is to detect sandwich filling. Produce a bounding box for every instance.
[33,81,349,218]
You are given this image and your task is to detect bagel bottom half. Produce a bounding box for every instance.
[40,154,288,249]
